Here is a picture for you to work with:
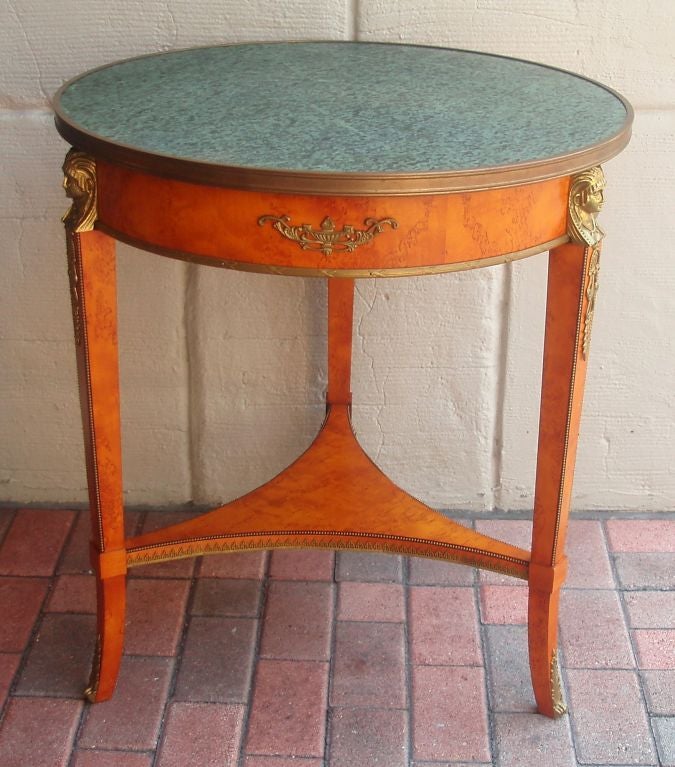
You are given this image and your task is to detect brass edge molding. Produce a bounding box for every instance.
[53,114,631,196]
[567,165,605,246]
[96,222,568,278]
[550,649,568,717]
[258,214,398,255]
[583,245,601,359]
[62,149,97,233]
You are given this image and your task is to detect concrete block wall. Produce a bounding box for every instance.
[1,1,673,511]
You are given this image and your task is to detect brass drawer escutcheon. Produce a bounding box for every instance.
[258,215,398,256]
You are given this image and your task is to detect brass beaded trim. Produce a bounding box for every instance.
[582,246,601,360]
[126,528,529,579]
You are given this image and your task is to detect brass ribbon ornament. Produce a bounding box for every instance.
[258,215,398,256]
[582,246,601,360]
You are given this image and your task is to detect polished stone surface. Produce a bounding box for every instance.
[56,42,629,174]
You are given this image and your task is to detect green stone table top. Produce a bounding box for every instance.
[54,41,632,195]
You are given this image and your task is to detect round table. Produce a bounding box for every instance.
[54,41,632,718]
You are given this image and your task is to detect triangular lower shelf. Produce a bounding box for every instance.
[126,405,529,579]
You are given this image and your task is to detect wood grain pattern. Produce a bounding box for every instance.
[69,229,126,702]
[528,241,594,717]
[125,405,529,578]
[66,154,599,718]
[96,161,568,272]
[327,279,354,406]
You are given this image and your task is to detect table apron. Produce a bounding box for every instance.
[96,160,570,276]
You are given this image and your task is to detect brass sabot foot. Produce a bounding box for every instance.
[551,649,568,717]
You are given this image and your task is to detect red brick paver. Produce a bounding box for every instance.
[337,551,403,582]
[411,763,490,767]
[653,716,675,767]
[412,665,490,762]
[560,589,634,668]
[46,574,97,613]
[633,629,675,669]
[337,581,405,622]
[191,578,262,617]
[0,654,20,707]
[606,519,675,552]
[0,697,82,767]
[269,549,335,580]
[199,550,267,579]
[411,763,491,767]
[156,702,244,767]
[493,712,575,767]
[260,581,333,660]
[479,584,528,624]
[566,519,615,588]
[56,510,95,574]
[125,578,190,656]
[328,707,408,767]
[0,577,48,651]
[642,669,675,715]
[78,656,173,750]
[408,555,474,585]
[245,759,323,767]
[331,621,406,708]
[0,509,74,576]
[409,586,481,665]
[0,510,14,544]
[16,613,96,696]
[614,552,675,590]
[1,508,674,765]
[484,624,533,712]
[246,659,328,758]
[174,616,257,702]
[624,591,675,628]
[72,753,153,767]
[566,669,656,764]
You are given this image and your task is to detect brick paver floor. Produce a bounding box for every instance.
[0,507,673,766]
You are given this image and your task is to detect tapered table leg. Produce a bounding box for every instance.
[64,150,127,702]
[327,278,355,407]
[69,226,127,702]
[528,240,601,717]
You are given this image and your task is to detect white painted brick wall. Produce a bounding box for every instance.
[188,269,328,504]
[351,271,503,508]
[1,0,673,511]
